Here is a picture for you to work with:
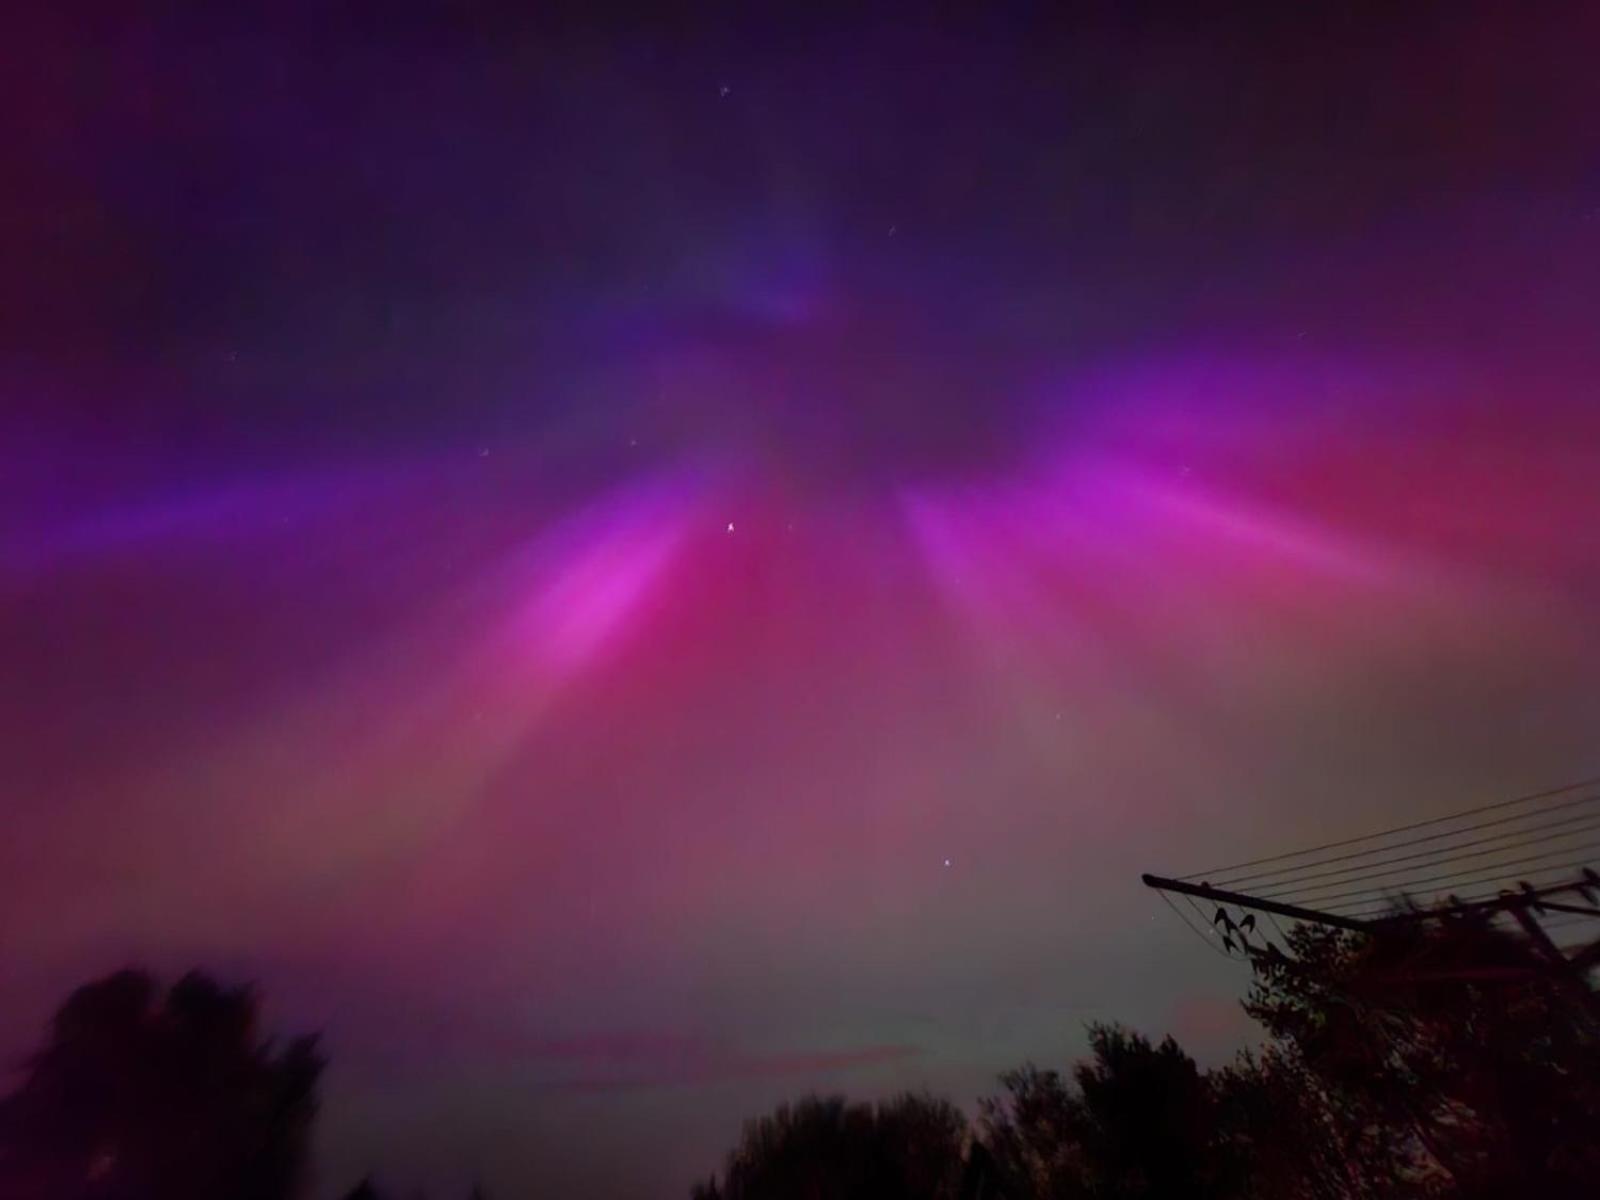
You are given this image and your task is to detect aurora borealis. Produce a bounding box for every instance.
[4,7,1600,1196]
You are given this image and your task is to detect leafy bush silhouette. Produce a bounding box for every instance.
[0,969,322,1200]
[692,1092,968,1200]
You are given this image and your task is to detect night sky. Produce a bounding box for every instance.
[5,6,1600,1197]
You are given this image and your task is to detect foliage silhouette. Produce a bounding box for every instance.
[339,1180,489,1200]
[691,1092,968,1200]
[6,903,1598,1200]
[697,905,1600,1200]
[981,1026,1259,1200]
[1246,910,1600,1200]
[0,968,323,1200]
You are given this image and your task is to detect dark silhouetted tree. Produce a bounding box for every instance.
[692,1092,968,1200]
[0,968,323,1200]
[1074,1026,1218,1199]
[981,1025,1251,1200]
[977,1064,1090,1200]
[1246,908,1600,1200]
[693,904,1600,1200]
[339,1177,490,1200]
[1206,1048,1353,1200]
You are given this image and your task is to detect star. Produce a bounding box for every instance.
[943,858,952,868]
[726,522,735,533]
